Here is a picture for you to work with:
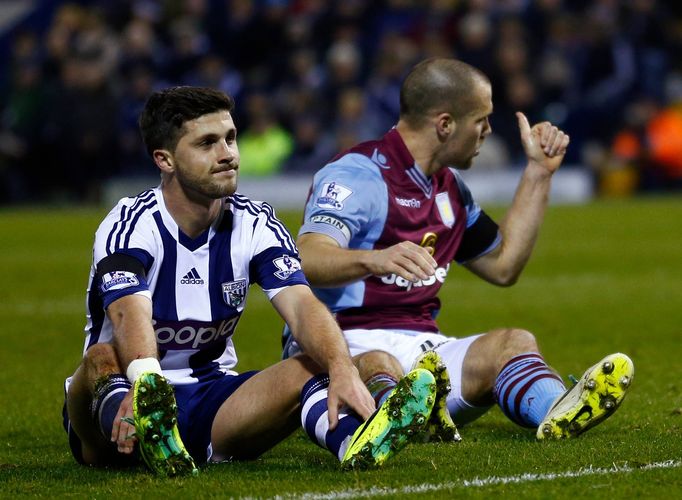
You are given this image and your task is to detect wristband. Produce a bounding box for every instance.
[126,357,162,383]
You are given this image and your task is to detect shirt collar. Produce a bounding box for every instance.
[384,128,433,198]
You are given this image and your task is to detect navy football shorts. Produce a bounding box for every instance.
[63,369,258,466]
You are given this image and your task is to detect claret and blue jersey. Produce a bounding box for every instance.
[300,128,501,332]
[84,187,308,385]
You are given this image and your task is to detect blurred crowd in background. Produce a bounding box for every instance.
[1,0,682,204]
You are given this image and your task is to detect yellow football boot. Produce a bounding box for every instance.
[131,372,198,476]
[413,350,461,443]
[537,353,634,439]
[341,368,436,469]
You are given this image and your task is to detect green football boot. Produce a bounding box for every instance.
[131,372,198,476]
[537,353,634,439]
[341,368,436,469]
[413,350,461,443]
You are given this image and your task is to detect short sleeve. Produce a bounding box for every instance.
[92,198,157,307]
[299,154,387,247]
[247,202,309,300]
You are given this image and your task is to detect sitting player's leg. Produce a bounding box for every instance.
[429,335,494,427]
[353,350,404,406]
[460,328,566,428]
[347,335,460,442]
[209,353,435,468]
[460,328,634,438]
[289,338,409,408]
[67,343,196,476]
[339,367,436,469]
[342,350,441,464]
[208,355,318,461]
[65,343,133,465]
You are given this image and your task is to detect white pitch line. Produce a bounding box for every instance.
[264,459,681,500]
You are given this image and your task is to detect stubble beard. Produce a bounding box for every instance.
[453,156,474,170]
[176,165,238,200]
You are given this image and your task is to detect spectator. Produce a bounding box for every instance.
[1,0,682,203]
[335,87,383,143]
[42,53,119,201]
[605,96,682,193]
[184,54,243,100]
[492,72,542,165]
[365,33,418,133]
[322,40,364,111]
[118,65,156,175]
[0,59,48,203]
[281,114,337,174]
[271,48,325,130]
[118,17,165,77]
[237,92,293,177]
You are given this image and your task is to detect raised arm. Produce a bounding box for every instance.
[271,284,376,427]
[464,112,570,286]
[297,232,437,288]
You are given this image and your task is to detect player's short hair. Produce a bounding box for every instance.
[139,86,235,157]
[399,58,490,127]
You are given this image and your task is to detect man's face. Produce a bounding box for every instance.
[444,80,493,169]
[171,110,240,199]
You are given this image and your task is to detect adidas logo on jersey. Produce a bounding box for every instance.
[180,268,205,285]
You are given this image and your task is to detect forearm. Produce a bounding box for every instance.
[466,112,568,285]
[293,297,355,374]
[298,233,374,287]
[108,294,158,371]
[496,162,553,281]
[277,288,356,379]
[275,286,375,422]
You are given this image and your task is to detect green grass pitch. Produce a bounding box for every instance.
[1,197,681,498]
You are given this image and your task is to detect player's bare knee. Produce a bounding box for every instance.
[493,328,539,369]
[505,328,538,352]
[353,350,403,381]
[83,343,121,381]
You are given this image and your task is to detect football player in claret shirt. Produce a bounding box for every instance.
[62,86,442,476]
[288,58,634,441]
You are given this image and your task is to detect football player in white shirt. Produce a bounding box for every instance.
[63,86,438,476]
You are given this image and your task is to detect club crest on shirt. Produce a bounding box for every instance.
[222,279,246,307]
[316,181,353,210]
[435,192,455,228]
[273,255,302,280]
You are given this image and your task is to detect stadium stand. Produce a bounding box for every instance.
[1,0,681,204]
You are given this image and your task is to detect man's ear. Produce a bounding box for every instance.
[153,149,174,174]
[436,113,455,140]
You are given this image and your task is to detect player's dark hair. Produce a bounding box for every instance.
[139,86,235,157]
[399,58,489,127]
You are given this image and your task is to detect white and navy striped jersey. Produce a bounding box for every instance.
[82,186,308,385]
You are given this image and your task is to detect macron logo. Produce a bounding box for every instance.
[180,267,205,285]
[395,197,421,208]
